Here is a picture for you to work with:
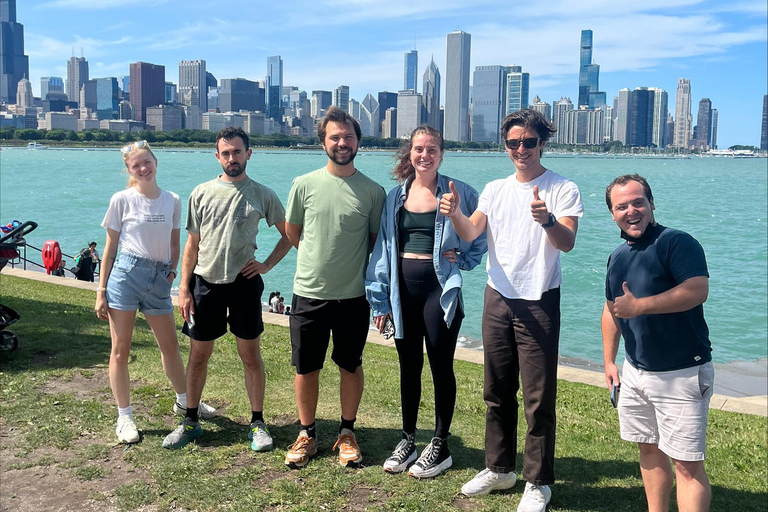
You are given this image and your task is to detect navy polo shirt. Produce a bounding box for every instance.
[605,224,712,371]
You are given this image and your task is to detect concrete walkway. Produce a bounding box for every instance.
[4,267,766,417]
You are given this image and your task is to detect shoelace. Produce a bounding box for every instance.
[418,440,442,466]
[390,439,413,460]
[333,434,356,452]
[291,436,314,452]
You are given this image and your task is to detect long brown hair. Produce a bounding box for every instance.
[393,125,444,183]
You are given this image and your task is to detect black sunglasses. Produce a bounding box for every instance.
[505,137,541,150]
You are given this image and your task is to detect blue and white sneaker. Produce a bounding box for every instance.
[162,417,203,449]
[248,420,274,451]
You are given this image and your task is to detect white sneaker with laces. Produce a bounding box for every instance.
[173,401,218,419]
[116,415,139,444]
[461,468,517,496]
[517,482,551,512]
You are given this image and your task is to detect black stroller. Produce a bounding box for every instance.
[0,220,38,352]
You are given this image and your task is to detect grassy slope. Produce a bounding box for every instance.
[0,275,766,511]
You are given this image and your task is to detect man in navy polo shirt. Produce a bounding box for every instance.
[602,174,713,512]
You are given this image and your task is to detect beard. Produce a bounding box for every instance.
[325,146,357,166]
[223,162,246,178]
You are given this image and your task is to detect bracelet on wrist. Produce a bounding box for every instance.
[96,287,106,292]
[168,270,178,277]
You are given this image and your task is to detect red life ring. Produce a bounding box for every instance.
[42,240,62,274]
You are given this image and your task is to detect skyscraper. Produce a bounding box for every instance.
[673,78,692,148]
[220,78,263,113]
[695,98,713,149]
[129,61,165,123]
[95,77,119,120]
[614,89,631,144]
[15,76,31,107]
[66,56,89,104]
[165,82,177,104]
[531,96,551,121]
[404,50,418,91]
[711,109,718,150]
[422,58,441,130]
[396,90,422,138]
[360,93,379,137]
[378,91,398,133]
[40,77,63,100]
[649,87,668,149]
[311,90,332,118]
[333,85,349,112]
[445,31,471,142]
[179,60,207,112]
[625,87,668,148]
[504,66,529,115]
[761,95,767,151]
[0,0,29,104]
[578,30,603,108]
[551,97,574,144]
[471,65,508,142]
[267,56,283,120]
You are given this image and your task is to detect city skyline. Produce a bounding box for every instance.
[13,0,768,147]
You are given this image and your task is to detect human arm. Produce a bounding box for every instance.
[612,276,709,319]
[94,228,119,321]
[439,181,487,242]
[240,221,293,278]
[531,185,578,252]
[365,201,393,330]
[451,183,488,270]
[167,228,180,282]
[285,222,302,249]
[178,231,200,323]
[601,300,622,389]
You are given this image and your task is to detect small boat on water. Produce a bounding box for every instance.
[26,142,47,150]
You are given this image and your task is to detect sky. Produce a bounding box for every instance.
[17,0,768,148]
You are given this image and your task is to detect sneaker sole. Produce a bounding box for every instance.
[383,451,418,473]
[285,448,318,469]
[162,429,203,450]
[461,478,516,497]
[341,457,363,468]
[117,433,140,444]
[251,440,274,452]
[409,455,453,479]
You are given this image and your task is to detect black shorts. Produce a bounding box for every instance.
[182,273,265,342]
[289,294,370,374]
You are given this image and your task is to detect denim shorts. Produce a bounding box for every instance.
[106,253,173,316]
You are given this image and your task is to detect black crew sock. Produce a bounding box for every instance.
[251,411,264,424]
[340,416,356,433]
[186,407,199,424]
[301,422,317,439]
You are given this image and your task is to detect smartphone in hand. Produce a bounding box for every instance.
[382,316,395,339]
[610,382,620,408]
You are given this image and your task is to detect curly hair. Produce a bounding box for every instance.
[392,125,445,182]
[317,106,362,143]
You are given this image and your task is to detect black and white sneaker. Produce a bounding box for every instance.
[383,432,418,473]
[408,437,452,478]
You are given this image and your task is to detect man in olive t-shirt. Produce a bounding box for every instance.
[284,107,385,469]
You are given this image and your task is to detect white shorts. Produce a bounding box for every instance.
[618,359,714,461]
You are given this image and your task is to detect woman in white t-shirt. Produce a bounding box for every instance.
[95,141,215,444]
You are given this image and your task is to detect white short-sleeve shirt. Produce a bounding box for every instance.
[101,188,181,263]
[477,169,583,300]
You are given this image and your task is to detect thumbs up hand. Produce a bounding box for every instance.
[530,185,550,225]
[440,180,461,217]
[613,282,642,318]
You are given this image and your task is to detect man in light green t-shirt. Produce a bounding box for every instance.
[163,127,292,452]
[284,107,385,469]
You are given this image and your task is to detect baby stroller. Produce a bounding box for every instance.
[0,220,38,352]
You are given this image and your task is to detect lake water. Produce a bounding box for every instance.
[1,146,766,364]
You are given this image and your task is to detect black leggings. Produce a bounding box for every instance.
[396,258,463,438]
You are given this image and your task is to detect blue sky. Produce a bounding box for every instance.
[19,0,768,147]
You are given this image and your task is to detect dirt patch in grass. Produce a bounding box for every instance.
[39,371,111,400]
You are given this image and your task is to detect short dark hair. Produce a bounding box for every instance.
[89,241,97,247]
[605,174,655,211]
[500,109,556,142]
[317,106,362,143]
[216,126,249,152]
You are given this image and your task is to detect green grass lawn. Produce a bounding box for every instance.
[1,274,766,511]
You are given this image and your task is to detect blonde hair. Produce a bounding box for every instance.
[121,142,157,187]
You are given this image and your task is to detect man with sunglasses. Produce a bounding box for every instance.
[163,126,292,451]
[441,110,583,511]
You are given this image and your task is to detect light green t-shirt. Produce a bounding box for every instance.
[186,176,285,284]
[286,167,385,300]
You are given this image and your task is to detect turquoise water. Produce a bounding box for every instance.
[1,147,766,364]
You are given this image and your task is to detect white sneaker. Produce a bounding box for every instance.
[517,482,551,512]
[173,401,218,419]
[461,468,517,496]
[116,415,139,444]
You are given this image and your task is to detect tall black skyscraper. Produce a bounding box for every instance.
[0,0,30,104]
[578,30,605,108]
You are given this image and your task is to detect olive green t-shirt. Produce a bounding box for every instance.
[286,167,385,300]
[186,176,285,284]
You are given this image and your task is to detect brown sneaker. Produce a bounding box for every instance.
[333,428,363,467]
[285,431,318,469]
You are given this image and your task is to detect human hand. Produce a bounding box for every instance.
[373,313,392,333]
[439,181,461,217]
[604,361,621,389]
[612,282,643,319]
[94,294,108,321]
[178,288,195,323]
[442,249,458,263]
[530,185,550,225]
[241,259,270,278]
